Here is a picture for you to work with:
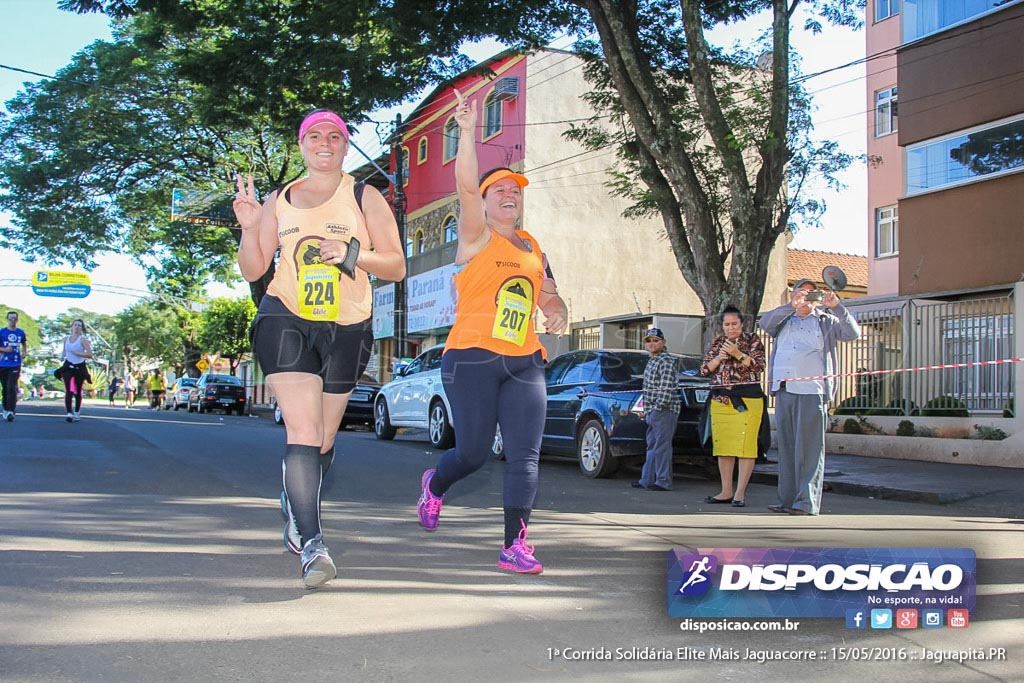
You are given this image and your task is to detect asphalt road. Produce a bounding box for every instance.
[1,401,1021,682]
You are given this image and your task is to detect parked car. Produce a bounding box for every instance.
[374,344,502,452]
[540,349,711,478]
[164,377,198,411]
[374,345,454,448]
[272,373,382,429]
[187,374,247,415]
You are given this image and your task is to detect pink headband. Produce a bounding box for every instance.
[298,111,350,142]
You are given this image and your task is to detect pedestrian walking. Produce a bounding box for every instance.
[107,376,121,406]
[58,319,93,423]
[759,279,860,515]
[631,328,680,491]
[699,305,767,508]
[0,311,28,422]
[123,372,136,408]
[149,369,166,410]
[233,108,405,588]
[415,89,568,575]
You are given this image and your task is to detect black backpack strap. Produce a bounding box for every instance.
[354,181,366,213]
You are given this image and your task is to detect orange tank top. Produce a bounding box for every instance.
[267,174,372,325]
[444,230,547,359]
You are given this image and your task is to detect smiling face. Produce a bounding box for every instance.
[483,178,523,225]
[300,123,348,171]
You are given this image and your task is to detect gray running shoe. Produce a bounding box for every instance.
[280,491,301,555]
[300,534,336,589]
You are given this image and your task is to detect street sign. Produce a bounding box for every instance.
[196,359,209,372]
[31,270,91,299]
[171,188,238,227]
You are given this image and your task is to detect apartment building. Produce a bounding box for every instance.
[859,0,1023,417]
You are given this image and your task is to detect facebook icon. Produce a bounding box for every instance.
[845,609,866,629]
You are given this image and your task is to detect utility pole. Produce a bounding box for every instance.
[391,113,408,362]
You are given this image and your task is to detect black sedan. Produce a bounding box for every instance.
[273,373,381,429]
[187,374,247,415]
[541,349,711,477]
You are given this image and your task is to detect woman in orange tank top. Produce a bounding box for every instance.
[416,89,568,574]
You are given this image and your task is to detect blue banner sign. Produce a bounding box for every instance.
[31,270,91,299]
[668,547,975,619]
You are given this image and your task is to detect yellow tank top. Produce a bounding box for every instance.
[267,174,372,325]
[444,230,547,359]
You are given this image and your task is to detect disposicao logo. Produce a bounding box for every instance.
[666,548,976,619]
[675,555,718,596]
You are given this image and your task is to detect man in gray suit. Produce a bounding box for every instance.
[759,279,860,515]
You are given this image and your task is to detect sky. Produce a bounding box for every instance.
[0,2,868,319]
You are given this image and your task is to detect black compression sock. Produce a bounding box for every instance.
[283,444,323,544]
[503,507,532,548]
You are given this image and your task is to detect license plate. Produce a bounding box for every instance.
[695,389,709,403]
[351,392,370,402]
[218,398,233,404]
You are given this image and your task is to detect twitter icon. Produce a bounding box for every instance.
[870,609,893,629]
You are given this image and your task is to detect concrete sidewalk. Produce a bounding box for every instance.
[749,449,1023,516]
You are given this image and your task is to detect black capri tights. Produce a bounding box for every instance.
[431,348,546,511]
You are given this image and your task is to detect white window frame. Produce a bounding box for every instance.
[443,117,459,163]
[417,137,428,165]
[875,0,900,22]
[876,205,899,257]
[483,92,503,140]
[875,86,897,137]
[905,113,1024,196]
[442,214,458,243]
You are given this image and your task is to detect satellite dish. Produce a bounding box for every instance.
[756,51,773,71]
[822,265,848,293]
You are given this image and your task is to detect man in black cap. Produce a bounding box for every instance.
[632,328,680,491]
[759,279,860,515]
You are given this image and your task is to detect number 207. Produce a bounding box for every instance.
[500,307,526,331]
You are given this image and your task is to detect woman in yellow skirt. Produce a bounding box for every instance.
[699,305,766,507]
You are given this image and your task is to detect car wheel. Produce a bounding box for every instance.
[577,418,618,478]
[274,403,284,425]
[198,401,207,414]
[374,399,396,440]
[172,398,181,411]
[187,398,195,413]
[428,400,455,449]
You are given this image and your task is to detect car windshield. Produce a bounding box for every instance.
[206,376,241,386]
[600,352,650,382]
[181,379,197,386]
[600,352,702,382]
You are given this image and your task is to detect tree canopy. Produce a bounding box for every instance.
[9,0,867,333]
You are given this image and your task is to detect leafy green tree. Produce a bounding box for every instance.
[196,297,257,375]
[561,0,860,333]
[113,300,187,373]
[54,0,861,330]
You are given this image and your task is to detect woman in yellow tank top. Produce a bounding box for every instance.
[416,89,568,574]
[233,110,405,588]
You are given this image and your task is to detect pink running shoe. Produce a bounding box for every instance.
[498,521,544,574]
[417,469,444,531]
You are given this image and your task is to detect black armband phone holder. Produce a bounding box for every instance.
[336,237,360,279]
